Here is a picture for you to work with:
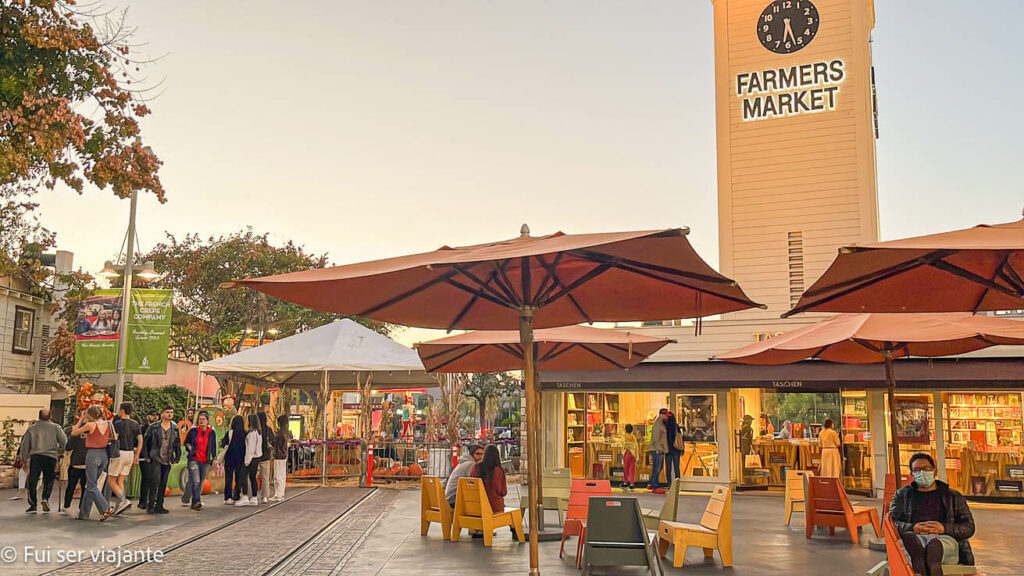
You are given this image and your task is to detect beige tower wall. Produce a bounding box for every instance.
[713,0,879,321]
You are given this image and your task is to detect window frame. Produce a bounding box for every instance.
[12,305,35,355]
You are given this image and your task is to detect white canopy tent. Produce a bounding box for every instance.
[198,319,437,442]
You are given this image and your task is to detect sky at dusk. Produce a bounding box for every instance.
[34,1,1024,345]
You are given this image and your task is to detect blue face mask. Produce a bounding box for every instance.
[913,470,936,488]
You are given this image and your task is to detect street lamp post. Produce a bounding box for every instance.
[113,190,139,409]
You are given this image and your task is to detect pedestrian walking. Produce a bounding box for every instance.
[241,413,263,507]
[110,402,142,515]
[182,411,216,511]
[221,415,247,505]
[647,408,669,494]
[70,405,116,521]
[62,432,88,514]
[143,406,181,514]
[665,411,682,484]
[272,414,291,502]
[257,412,273,503]
[622,424,639,490]
[19,409,67,514]
[137,410,158,510]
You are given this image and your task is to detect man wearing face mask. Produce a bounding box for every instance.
[889,453,976,576]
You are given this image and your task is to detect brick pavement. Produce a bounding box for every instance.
[119,487,371,576]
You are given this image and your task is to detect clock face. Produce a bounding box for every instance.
[757,0,820,54]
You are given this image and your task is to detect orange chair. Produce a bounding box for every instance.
[805,476,882,545]
[559,479,612,569]
[883,514,981,576]
[883,473,914,514]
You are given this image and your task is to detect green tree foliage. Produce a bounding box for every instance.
[461,372,521,432]
[62,382,190,427]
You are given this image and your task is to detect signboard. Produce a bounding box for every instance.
[74,289,123,373]
[125,289,173,374]
[995,480,1022,493]
[1007,465,1024,479]
[894,396,931,444]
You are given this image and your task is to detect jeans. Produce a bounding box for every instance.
[64,466,86,509]
[649,451,665,489]
[273,459,287,499]
[138,459,153,508]
[665,450,681,484]
[80,449,110,519]
[186,460,210,505]
[27,454,57,507]
[245,461,259,497]
[149,461,170,511]
[225,462,244,500]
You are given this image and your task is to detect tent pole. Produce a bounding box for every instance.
[520,311,540,576]
[884,353,901,478]
[322,370,329,487]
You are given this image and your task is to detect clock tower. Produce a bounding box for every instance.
[713,0,880,320]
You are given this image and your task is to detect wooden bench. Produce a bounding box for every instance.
[451,477,525,546]
[656,485,732,568]
[641,477,680,531]
[882,473,914,513]
[420,476,453,540]
[806,476,882,545]
[560,479,612,569]
[784,469,812,526]
[518,467,571,527]
[882,514,979,575]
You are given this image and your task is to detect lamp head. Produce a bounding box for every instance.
[98,260,120,279]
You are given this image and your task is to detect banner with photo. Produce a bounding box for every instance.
[74,289,124,373]
[125,289,173,374]
[895,395,932,444]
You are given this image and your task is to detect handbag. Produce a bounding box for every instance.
[672,431,684,451]
[744,451,763,468]
[105,422,121,459]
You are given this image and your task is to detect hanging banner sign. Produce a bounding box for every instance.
[74,290,123,374]
[125,289,173,374]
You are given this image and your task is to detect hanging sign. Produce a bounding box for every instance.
[74,290,123,374]
[125,289,173,374]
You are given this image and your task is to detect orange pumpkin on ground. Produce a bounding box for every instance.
[408,463,424,477]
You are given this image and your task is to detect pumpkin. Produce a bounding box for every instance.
[396,466,409,476]
[408,463,424,477]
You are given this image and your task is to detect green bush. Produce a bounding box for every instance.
[65,383,192,426]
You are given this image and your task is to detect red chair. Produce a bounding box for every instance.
[883,473,914,514]
[805,476,882,545]
[559,479,612,568]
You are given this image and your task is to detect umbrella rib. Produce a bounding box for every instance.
[446,278,515,308]
[452,264,519,307]
[1000,259,1024,292]
[541,342,580,363]
[577,343,629,370]
[539,262,615,308]
[427,344,488,373]
[784,250,957,317]
[496,342,525,360]
[358,269,460,317]
[447,292,481,332]
[489,261,521,307]
[533,254,564,304]
[610,262,764,310]
[929,258,1024,300]
[570,249,737,285]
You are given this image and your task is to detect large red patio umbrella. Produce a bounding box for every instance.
[228,225,762,575]
[417,325,674,534]
[714,313,1024,476]
[784,217,1024,317]
[416,324,674,373]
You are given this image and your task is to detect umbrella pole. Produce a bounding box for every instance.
[884,354,901,479]
[533,366,544,534]
[520,312,541,576]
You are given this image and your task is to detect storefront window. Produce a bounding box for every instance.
[676,394,719,477]
[944,392,1024,498]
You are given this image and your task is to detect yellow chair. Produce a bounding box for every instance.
[657,485,733,568]
[452,477,526,547]
[420,476,453,540]
[784,469,812,526]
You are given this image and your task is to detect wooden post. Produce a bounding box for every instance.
[520,311,540,575]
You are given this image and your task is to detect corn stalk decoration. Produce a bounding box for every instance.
[424,396,445,442]
[358,372,374,443]
[438,373,468,445]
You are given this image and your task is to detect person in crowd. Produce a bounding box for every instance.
[777,420,793,439]
[19,409,67,514]
[647,408,669,494]
[143,406,180,514]
[181,411,217,511]
[257,412,274,503]
[890,453,976,576]
[445,444,484,509]
[739,415,754,475]
[221,415,247,505]
[75,309,94,335]
[109,402,142,515]
[665,411,682,484]
[62,430,88,515]
[272,414,291,502]
[185,408,195,425]
[759,414,775,437]
[622,424,639,491]
[241,413,263,506]
[70,405,115,521]
[471,445,513,539]
[137,410,159,510]
[818,418,842,478]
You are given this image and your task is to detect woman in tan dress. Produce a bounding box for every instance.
[818,418,842,478]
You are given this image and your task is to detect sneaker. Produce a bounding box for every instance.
[181,501,191,507]
[26,505,37,514]
[260,497,269,503]
[154,507,170,514]
[191,502,203,511]
[224,499,235,505]
[247,497,259,506]
[115,501,132,515]
[41,501,50,513]
[652,488,666,494]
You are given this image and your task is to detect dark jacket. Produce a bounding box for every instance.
[183,427,218,462]
[889,480,975,565]
[273,427,290,460]
[259,424,273,462]
[65,433,88,467]
[139,422,151,461]
[220,429,246,467]
[144,422,182,465]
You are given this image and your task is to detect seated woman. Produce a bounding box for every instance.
[776,420,793,439]
[471,445,515,539]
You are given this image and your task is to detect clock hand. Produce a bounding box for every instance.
[783,18,796,43]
